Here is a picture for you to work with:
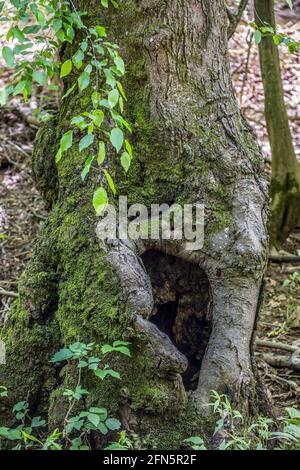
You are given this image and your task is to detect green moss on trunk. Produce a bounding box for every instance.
[0,0,269,448]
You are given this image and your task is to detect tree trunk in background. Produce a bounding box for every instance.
[255,0,300,251]
[0,0,270,448]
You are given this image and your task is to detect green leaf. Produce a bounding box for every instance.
[98,422,108,434]
[70,342,90,354]
[104,169,116,195]
[101,0,109,7]
[60,130,73,152]
[97,141,106,165]
[77,360,88,368]
[55,148,62,163]
[105,418,121,431]
[56,29,65,42]
[110,127,124,153]
[106,369,121,379]
[93,187,108,215]
[79,133,94,152]
[7,429,22,440]
[117,81,127,100]
[78,71,90,91]
[53,18,62,32]
[254,30,262,45]
[125,139,133,157]
[114,56,125,75]
[0,427,10,439]
[101,344,114,355]
[119,96,124,113]
[286,407,300,420]
[2,46,15,67]
[11,26,26,43]
[51,348,73,363]
[13,401,28,412]
[121,152,131,173]
[87,413,100,427]
[184,436,205,445]
[116,346,131,357]
[113,340,130,347]
[36,10,46,26]
[60,59,72,78]
[72,49,84,70]
[108,89,119,109]
[71,115,86,128]
[31,416,46,428]
[81,155,94,181]
[62,83,76,100]
[94,369,106,379]
[95,26,106,37]
[23,25,41,34]
[12,80,27,96]
[89,407,107,419]
[66,420,84,435]
[32,70,46,86]
[286,0,293,9]
[92,110,104,127]
[81,41,88,52]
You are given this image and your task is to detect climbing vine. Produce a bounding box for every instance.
[0,0,132,214]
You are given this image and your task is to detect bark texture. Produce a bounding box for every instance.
[0,0,270,448]
[255,0,300,250]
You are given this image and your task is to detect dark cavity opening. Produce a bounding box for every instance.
[141,250,212,391]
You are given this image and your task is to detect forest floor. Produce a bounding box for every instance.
[0,7,300,414]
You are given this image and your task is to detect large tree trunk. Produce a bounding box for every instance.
[0,0,270,448]
[255,0,300,251]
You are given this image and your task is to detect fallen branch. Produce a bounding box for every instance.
[258,352,291,369]
[0,289,18,298]
[269,255,300,264]
[255,339,298,353]
[4,105,40,128]
[266,373,298,390]
[257,349,300,372]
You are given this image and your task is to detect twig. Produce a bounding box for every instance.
[227,0,249,39]
[7,140,32,159]
[240,30,254,104]
[289,115,300,122]
[0,288,18,298]
[266,373,298,390]
[255,339,298,353]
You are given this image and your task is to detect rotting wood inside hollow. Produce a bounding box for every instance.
[141,250,213,390]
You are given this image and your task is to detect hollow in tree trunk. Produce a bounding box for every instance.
[0,0,271,448]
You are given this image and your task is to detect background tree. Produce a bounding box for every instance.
[0,0,270,448]
[255,0,300,251]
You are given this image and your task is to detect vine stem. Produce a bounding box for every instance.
[69,0,100,97]
[63,365,82,438]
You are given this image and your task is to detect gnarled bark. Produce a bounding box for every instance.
[0,0,270,448]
